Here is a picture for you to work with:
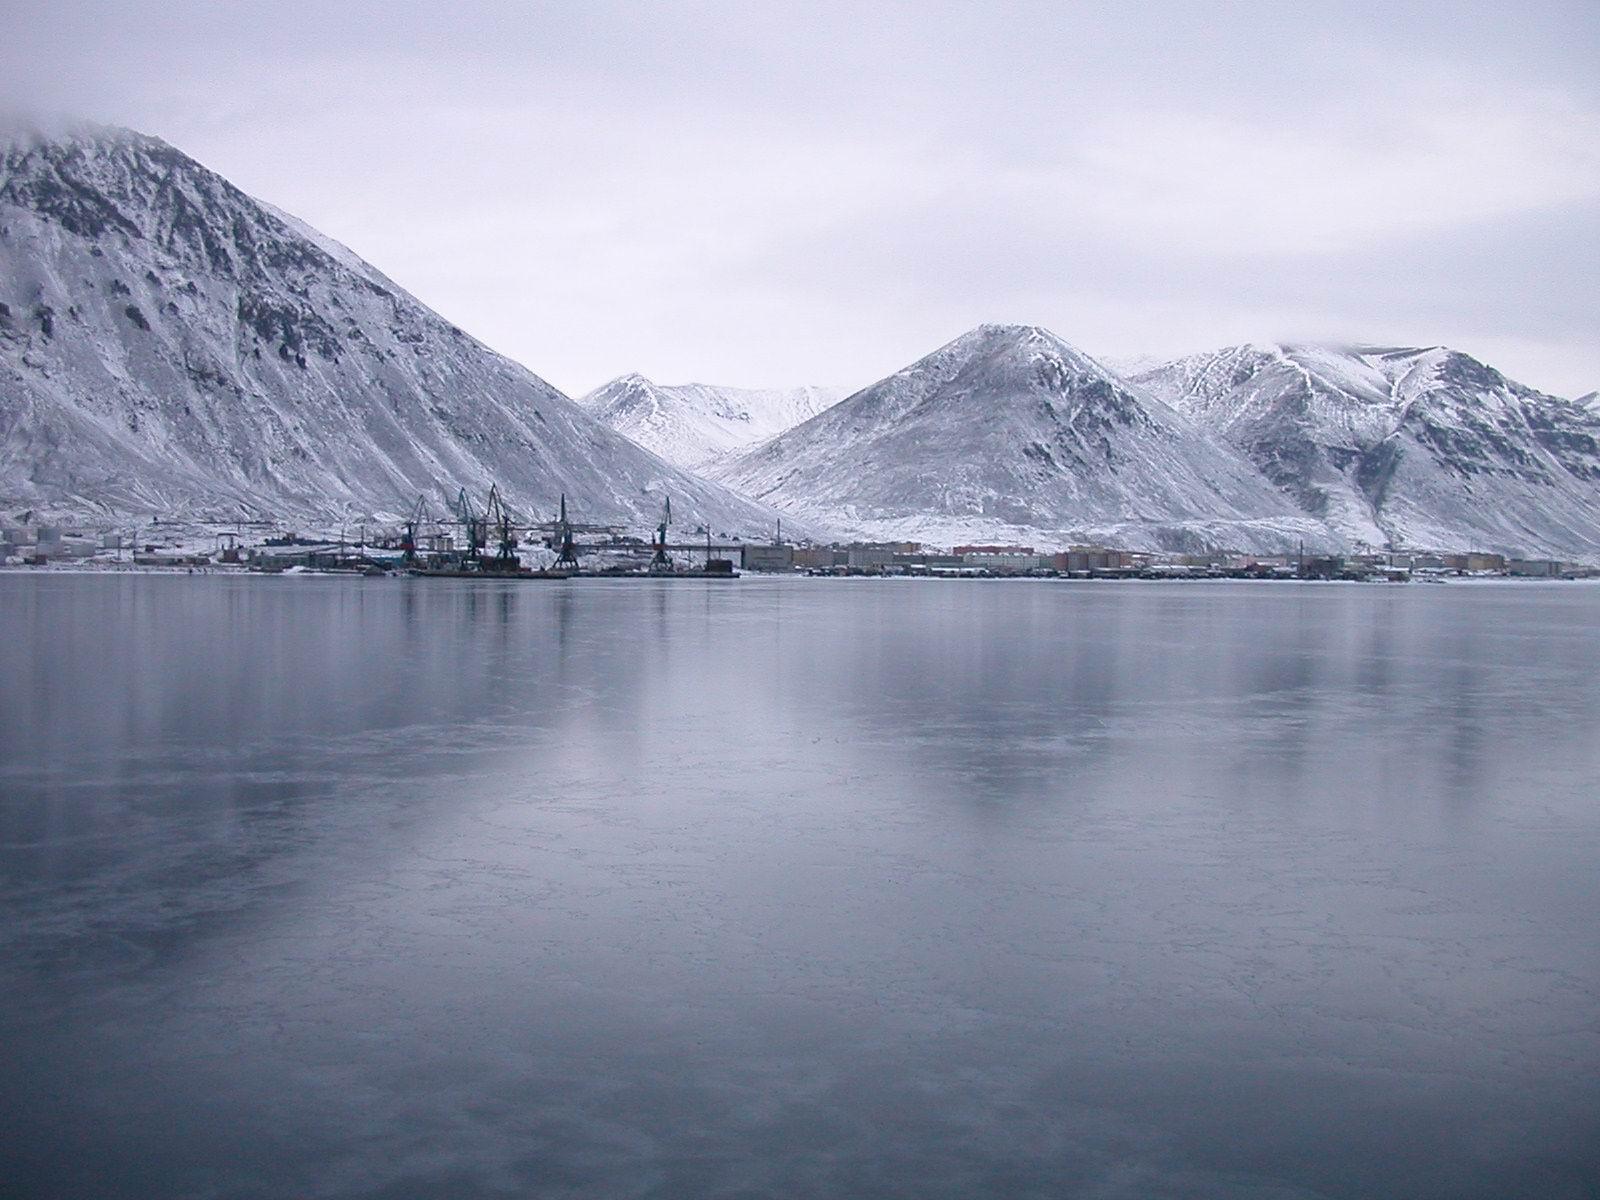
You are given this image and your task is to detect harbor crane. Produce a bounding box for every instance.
[399,495,439,564]
[397,485,706,576]
[553,494,579,568]
[650,496,673,573]
[525,493,622,570]
[481,484,520,567]
[454,487,487,564]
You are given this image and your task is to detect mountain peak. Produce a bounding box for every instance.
[576,373,658,411]
[958,322,1084,355]
[0,120,190,181]
[578,376,847,468]
[1136,342,1501,421]
[0,122,801,536]
[1,116,161,154]
[709,322,1311,552]
[894,323,1117,400]
[971,321,1052,339]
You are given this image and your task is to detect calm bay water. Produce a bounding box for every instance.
[1,574,1597,1199]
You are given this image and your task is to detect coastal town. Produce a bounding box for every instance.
[3,517,1591,582]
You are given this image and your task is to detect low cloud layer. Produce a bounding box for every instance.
[4,0,1597,396]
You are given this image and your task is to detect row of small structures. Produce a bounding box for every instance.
[747,542,1591,580]
[4,481,1594,582]
[6,524,1592,582]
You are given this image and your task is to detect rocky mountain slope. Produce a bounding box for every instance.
[577,375,846,469]
[0,123,794,536]
[709,324,1328,552]
[1133,345,1600,558]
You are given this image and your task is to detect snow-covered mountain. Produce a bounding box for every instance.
[709,324,1329,552]
[1132,345,1600,558]
[577,374,846,469]
[1578,390,1599,414]
[0,123,797,536]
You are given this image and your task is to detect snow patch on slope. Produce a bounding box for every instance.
[578,374,847,469]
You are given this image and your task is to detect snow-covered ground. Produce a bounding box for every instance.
[1133,344,1600,559]
[576,375,848,469]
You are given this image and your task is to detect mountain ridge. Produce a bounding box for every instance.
[4,125,1595,558]
[577,374,846,469]
[0,123,801,536]
[709,324,1331,552]
[1132,343,1600,557]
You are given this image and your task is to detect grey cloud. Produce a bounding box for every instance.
[3,0,1597,394]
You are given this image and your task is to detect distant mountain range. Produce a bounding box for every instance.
[576,375,845,469]
[3,124,1597,559]
[1132,345,1600,557]
[707,325,1327,553]
[0,123,794,536]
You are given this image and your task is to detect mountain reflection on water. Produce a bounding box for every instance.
[1,575,1597,1199]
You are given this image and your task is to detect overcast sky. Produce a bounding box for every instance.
[4,0,1598,397]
